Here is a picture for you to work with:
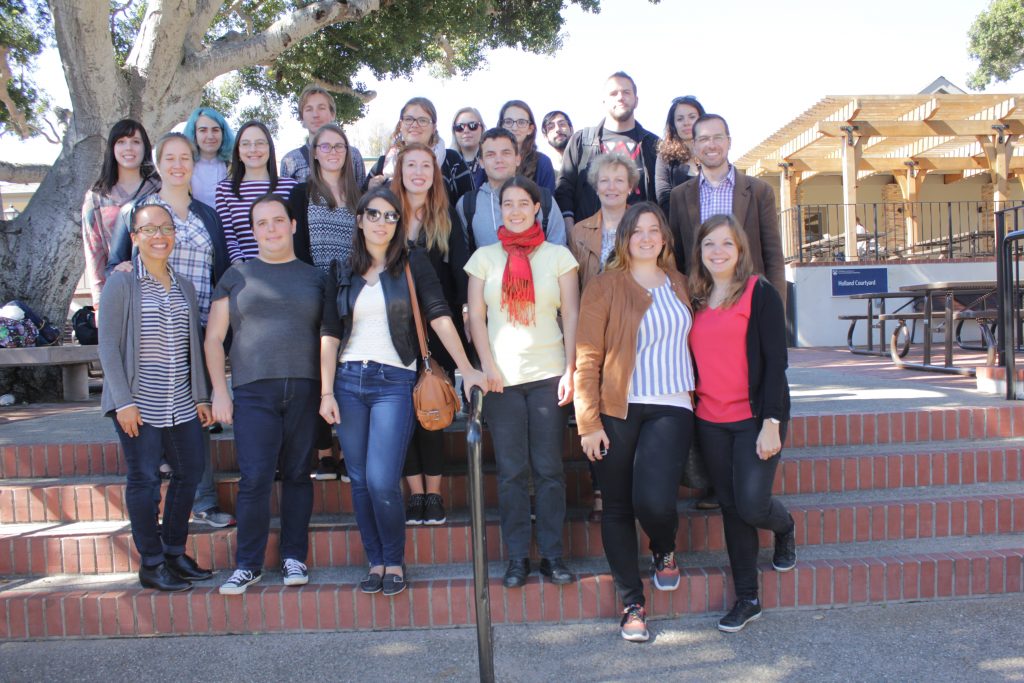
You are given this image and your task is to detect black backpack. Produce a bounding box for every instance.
[72,306,98,345]
[462,187,553,252]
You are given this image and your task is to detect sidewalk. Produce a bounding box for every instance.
[1,595,1021,682]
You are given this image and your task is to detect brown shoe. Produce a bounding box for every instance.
[695,493,720,510]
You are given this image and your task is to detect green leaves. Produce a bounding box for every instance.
[967,0,1024,90]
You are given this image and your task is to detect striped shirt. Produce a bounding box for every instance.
[628,281,695,404]
[135,195,214,325]
[215,177,297,262]
[134,261,197,428]
[698,165,736,223]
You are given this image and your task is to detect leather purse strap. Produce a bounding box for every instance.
[404,262,431,363]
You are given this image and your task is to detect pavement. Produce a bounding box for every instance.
[1,595,1022,682]
[0,348,1005,446]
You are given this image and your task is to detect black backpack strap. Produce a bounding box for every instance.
[300,144,310,165]
[540,188,552,235]
[463,190,477,251]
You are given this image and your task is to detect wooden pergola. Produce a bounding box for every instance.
[736,94,1024,261]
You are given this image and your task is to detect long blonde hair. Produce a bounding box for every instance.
[688,213,754,311]
[391,142,451,255]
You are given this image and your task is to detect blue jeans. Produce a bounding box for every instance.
[232,378,317,570]
[192,429,218,513]
[334,361,417,567]
[483,376,568,559]
[113,418,205,566]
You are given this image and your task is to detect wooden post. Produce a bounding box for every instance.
[840,126,862,261]
[894,165,927,250]
[778,163,800,259]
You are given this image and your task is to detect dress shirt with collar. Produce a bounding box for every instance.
[698,164,736,223]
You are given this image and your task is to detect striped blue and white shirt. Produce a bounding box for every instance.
[134,260,197,428]
[627,280,695,408]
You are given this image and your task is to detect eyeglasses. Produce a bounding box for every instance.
[453,121,481,133]
[401,116,432,128]
[239,140,269,150]
[694,134,729,145]
[316,142,347,154]
[502,118,531,129]
[363,208,400,224]
[134,224,176,237]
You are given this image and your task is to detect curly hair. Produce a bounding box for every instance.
[658,96,705,165]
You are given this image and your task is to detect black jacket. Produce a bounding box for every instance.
[554,120,660,221]
[745,277,791,422]
[323,248,452,367]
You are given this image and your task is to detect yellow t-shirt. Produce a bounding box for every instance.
[465,241,579,387]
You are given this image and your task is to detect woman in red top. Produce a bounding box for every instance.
[688,213,795,634]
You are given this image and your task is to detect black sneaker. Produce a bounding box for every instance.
[718,599,762,633]
[282,558,309,586]
[219,569,262,595]
[313,458,339,481]
[423,493,447,525]
[773,515,797,572]
[337,458,351,483]
[405,493,426,526]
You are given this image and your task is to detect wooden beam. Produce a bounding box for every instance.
[778,166,801,260]
[775,155,1021,173]
[841,132,862,261]
[819,119,1024,137]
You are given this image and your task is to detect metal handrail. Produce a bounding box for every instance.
[999,224,1024,399]
[465,386,494,682]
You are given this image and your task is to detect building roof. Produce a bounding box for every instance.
[736,93,1024,180]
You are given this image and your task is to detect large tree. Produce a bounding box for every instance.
[967,0,1024,90]
[0,0,600,398]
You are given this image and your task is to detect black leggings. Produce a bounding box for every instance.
[402,425,445,477]
[696,417,792,601]
[595,403,693,607]
[314,416,334,453]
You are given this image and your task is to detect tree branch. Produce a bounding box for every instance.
[186,0,222,50]
[0,161,51,184]
[307,77,376,103]
[435,33,457,76]
[0,47,31,139]
[187,0,381,86]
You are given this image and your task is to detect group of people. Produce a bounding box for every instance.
[89,70,794,641]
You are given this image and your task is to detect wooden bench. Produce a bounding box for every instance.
[0,345,99,401]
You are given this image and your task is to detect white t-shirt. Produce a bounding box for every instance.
[339,281,414,370]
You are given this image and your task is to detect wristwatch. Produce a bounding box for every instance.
[768,417,781,425]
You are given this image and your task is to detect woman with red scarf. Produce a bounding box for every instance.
[465,175,580,589]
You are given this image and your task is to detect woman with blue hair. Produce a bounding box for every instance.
[184,107,234,208]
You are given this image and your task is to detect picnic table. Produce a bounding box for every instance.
[841,291,918,357]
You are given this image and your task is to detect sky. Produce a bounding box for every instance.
[3,0,1024,172]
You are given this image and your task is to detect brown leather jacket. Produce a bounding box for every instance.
[567,211,605,292]
[574,268,692,434]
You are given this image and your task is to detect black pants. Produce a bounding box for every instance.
[696,417,791,601]
[402,425,445,477]
[596,403,693,607]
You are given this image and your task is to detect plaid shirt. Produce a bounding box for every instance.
[698,165,736,223]
[137,195,214,326]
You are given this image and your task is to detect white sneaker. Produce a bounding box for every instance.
[282,558,309,586]
[219,569,262,595]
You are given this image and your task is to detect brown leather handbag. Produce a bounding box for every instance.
[405,263,460,430]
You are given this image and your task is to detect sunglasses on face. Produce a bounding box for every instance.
[363,208,400,224]
[453,121,482,133]
[134,224,176,237]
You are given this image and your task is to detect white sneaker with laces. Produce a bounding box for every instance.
[219,569,262,595]
[282,558,309,586]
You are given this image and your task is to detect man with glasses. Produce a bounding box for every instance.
[555,72,660,232]
[280,84,366,189]
[668,114,786,307]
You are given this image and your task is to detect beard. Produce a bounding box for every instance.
[550,135,569,152]
[608,104,636,123]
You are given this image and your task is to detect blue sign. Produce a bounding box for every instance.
[831,267,888,296]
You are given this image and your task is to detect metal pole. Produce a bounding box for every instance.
[466,386,495,682]
[947,202,954,260]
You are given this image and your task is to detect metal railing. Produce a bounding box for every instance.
[782,201,995,263]
[465,386,495,682]
[996,206,1024,400]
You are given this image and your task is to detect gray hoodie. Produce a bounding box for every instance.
[455,181,566,250]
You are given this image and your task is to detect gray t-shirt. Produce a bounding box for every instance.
[212,258,330,388]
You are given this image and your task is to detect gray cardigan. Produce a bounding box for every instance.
[98,269,210,416]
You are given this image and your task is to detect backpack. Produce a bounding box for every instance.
[0,317,38,348]
[72,306,98,345]
[5,300,60,346]
[462,187,553,252]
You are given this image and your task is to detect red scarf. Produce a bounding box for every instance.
[496,222,545,327]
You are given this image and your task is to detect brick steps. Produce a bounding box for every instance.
[3,536,1021,639]
[4,483,1024,575]
[4,439,1021,524]
[3,403,1024,640]
[6,405,1023,479]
